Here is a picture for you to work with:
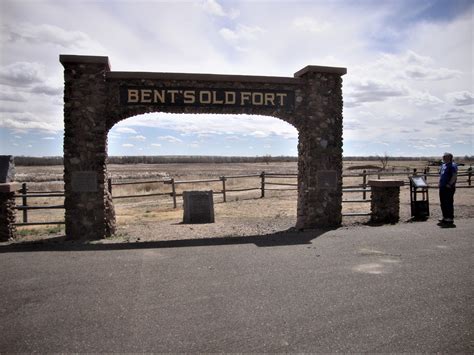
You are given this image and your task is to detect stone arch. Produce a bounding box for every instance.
[60,55,346,240]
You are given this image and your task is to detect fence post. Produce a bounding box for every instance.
[468,170,472,186]
[362,170,367,200]
[413,168,417,176]
[171,178,177,208]
[21,182,28,223]
[221,176,227,202]
[260,171,265,198]
[107,178,112,194]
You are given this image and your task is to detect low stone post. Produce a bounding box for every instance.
[0,183,19,241]
[183,191,215,224]
[368,179,404,224]
[0,155,17,241]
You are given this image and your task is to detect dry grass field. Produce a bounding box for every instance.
[12,160,474,242]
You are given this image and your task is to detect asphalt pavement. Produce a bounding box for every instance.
[0,218,472,352]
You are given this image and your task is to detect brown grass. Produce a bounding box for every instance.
[13,160,473,237]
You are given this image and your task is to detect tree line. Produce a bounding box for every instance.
[12,155,474,166]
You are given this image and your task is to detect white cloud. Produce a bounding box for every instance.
[446,91,474,106]
[119,113,298,141]
[250,131,268,138]
[0,90,27,102]
[345,79,409,107]
[404,66,461,81]
[201,0,224,17]
[132,135,146,141]
[30,84,62,96]
[293,17,330,33]
[3,22,103,50]
[219,24,265,44]
[151,143,161,148]
[407,90,444,107]
[0,112,60,132]
[122,143,134,148]
[115,127,137,134]
[42,137,55,140]
[158,135,183,144]
[0,0,472,157]
[0,62,45,87]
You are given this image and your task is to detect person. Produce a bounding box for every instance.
[438,152,457,225]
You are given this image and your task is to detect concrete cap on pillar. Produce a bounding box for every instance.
[0,155,15,183]
[59,54,111,71]
[294,65,347,77]
[0,183,20,193]
[368,179,405,187]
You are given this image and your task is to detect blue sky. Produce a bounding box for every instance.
[0,0,472,157]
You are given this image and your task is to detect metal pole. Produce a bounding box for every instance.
[260,171,265,198]
[107,178,112,194]
[171,178,177,208]
[362,170,367,200]
[21,182,28,223]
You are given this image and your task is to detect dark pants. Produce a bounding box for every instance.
[439,187,455,220]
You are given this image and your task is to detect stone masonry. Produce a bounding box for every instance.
[369,179,405,224]
[60,55,346,240]
[0,183,18,242]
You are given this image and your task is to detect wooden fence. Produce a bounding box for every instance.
[13,168,472,226]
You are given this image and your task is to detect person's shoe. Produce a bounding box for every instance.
[444,218,454,224]
[438,218,446,223]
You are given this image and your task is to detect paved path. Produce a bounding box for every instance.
[1,219,472,352]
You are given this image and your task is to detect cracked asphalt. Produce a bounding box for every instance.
[0,219,472,352]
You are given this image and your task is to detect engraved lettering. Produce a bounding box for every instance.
[276,93,287,105]
[183,90,196,104]
[212,91,224,104]
[264,93,275,106]
[141,89,152,103]
[225,91,236,104]
[154,90,166,103]
[241,92,251,105]
[128,89,139,103]
[168,90,179,103]
[252,92,264,105]
[121,87,294,109]
[200,90,212,104]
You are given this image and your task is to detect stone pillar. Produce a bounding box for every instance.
[60,55,116,240]
[0,183,19,241]
[294,66,346,229]
[368,180,404,224]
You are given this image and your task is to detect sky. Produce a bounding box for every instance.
[0,0,472,158]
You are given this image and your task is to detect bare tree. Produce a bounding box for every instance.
[262,154,272,165]
[377,152,390,170]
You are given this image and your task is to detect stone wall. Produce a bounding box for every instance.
[60,55,346,240]
[61,56,116,240]
[369,180,404,224]
[295,68,344,228]
[0,184,18,241]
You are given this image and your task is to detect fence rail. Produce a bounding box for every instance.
[13,167,472,226]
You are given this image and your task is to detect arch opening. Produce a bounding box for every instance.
[106,112,299,241]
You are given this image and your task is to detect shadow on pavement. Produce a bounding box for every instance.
[0,228,331,253]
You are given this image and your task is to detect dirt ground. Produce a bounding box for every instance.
[109,185,473,243]
[11,161,474,243]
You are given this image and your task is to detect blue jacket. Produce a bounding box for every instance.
[439,162,458,188]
